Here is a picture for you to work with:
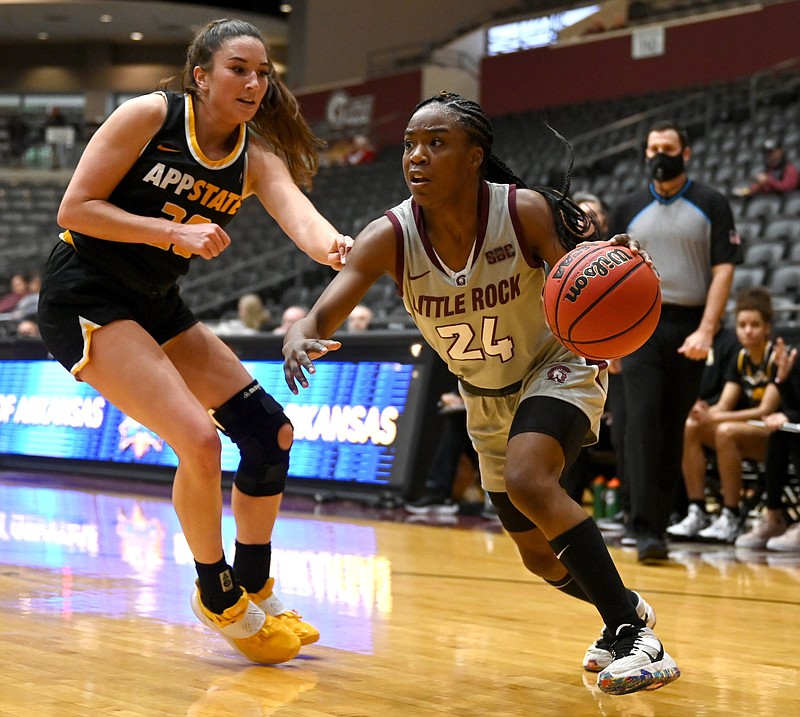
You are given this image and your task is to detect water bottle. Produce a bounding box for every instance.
[592,475,607,519]
[604,477,620,519]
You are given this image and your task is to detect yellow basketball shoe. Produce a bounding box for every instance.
[190,582,301,664]
[250,578,320,646]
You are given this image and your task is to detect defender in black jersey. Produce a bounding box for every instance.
[38,18,353,665]
[284,93,681,696]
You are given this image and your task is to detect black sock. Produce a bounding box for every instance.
[689,499,707,512]
[546,573,592,602]
[546,574,641,613]
[549,517,644,633]
[195,557,241,613]
[233,541,272,594]
[724,504,740,517]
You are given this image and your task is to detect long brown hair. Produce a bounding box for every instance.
[177,18,324,190]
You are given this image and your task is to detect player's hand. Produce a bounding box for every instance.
[608,233,658,274]
[283,337,342,394]
[170,223,231,259]
[764,412,789,432]
[328,234,355,271]
[688,399,709,420]
[773,336,798,384]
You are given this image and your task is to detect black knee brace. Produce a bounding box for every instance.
[212,380,292,497]
[487,491,537,533]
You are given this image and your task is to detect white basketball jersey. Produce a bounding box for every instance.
[388,182,563,392]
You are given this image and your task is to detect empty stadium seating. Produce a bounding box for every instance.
[2,69,800,334]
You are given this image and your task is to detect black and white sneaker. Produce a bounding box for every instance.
[583,591,656,672]
[597,624,680,695]
[404,493,458,514]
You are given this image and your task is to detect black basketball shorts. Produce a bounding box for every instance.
[38,241,198,376]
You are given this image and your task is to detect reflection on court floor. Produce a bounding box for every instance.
[0,478,391,653]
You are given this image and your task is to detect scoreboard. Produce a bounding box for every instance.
[0,331,449,503]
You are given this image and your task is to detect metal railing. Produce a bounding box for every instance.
[748,57,800,118]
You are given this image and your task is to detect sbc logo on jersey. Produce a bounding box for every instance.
[546,364,572,384]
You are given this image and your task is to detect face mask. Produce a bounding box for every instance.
[648,152,685,181]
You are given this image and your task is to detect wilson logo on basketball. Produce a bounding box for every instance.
[542,242,661,361]
[561,248,632,303]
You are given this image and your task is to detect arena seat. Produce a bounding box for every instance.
[744,195,783,221]
[768,264,800,300]
[742,241,784,268]
[763,217,800,243]
[731,266,767,294]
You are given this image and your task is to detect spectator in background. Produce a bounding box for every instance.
[318,138,352,168]
[667,287,780,544]
[346,135,376,165]
[15,318,40,338]
[734,138,799,197]
[736,337,800,550]
[404,387,479,515]
[45,106,71,170]
[12,272,41,321]
[609,119,742,563]
[272,305,308,335]
[345,303,373,332]
[215,293,271,335]
[574,192,609,238]
[0,273,30,314]
[8,113,28,168]
[237,292,271,331]
[667,321,741,524]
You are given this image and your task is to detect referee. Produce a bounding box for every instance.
[609,119,743,563]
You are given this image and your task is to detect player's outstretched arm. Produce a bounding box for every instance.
[246,138,353,269]
[283,215,397,393]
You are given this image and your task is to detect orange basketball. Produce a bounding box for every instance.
[543,242,661,360]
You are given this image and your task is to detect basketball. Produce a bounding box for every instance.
[543,242,661,360]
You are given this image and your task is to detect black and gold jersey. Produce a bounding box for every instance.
[726,341,777,408]
[63,91,248,296]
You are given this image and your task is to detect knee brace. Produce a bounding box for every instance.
[212,380,292,497]
[487,491,537,533]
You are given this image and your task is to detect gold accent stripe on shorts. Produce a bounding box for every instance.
[70,316,102,375]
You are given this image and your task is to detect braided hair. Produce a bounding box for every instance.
[414,92,597,248]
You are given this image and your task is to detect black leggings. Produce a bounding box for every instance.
[492,396,591,533]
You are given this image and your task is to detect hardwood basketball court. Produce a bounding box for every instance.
[1,469,798,716]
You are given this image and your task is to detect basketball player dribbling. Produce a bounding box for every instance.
[282,92,681,695]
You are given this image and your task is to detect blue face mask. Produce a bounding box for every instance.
[648,152,685,181]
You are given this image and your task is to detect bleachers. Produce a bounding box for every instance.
[0,176,64,278]
[2,70,800,332]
